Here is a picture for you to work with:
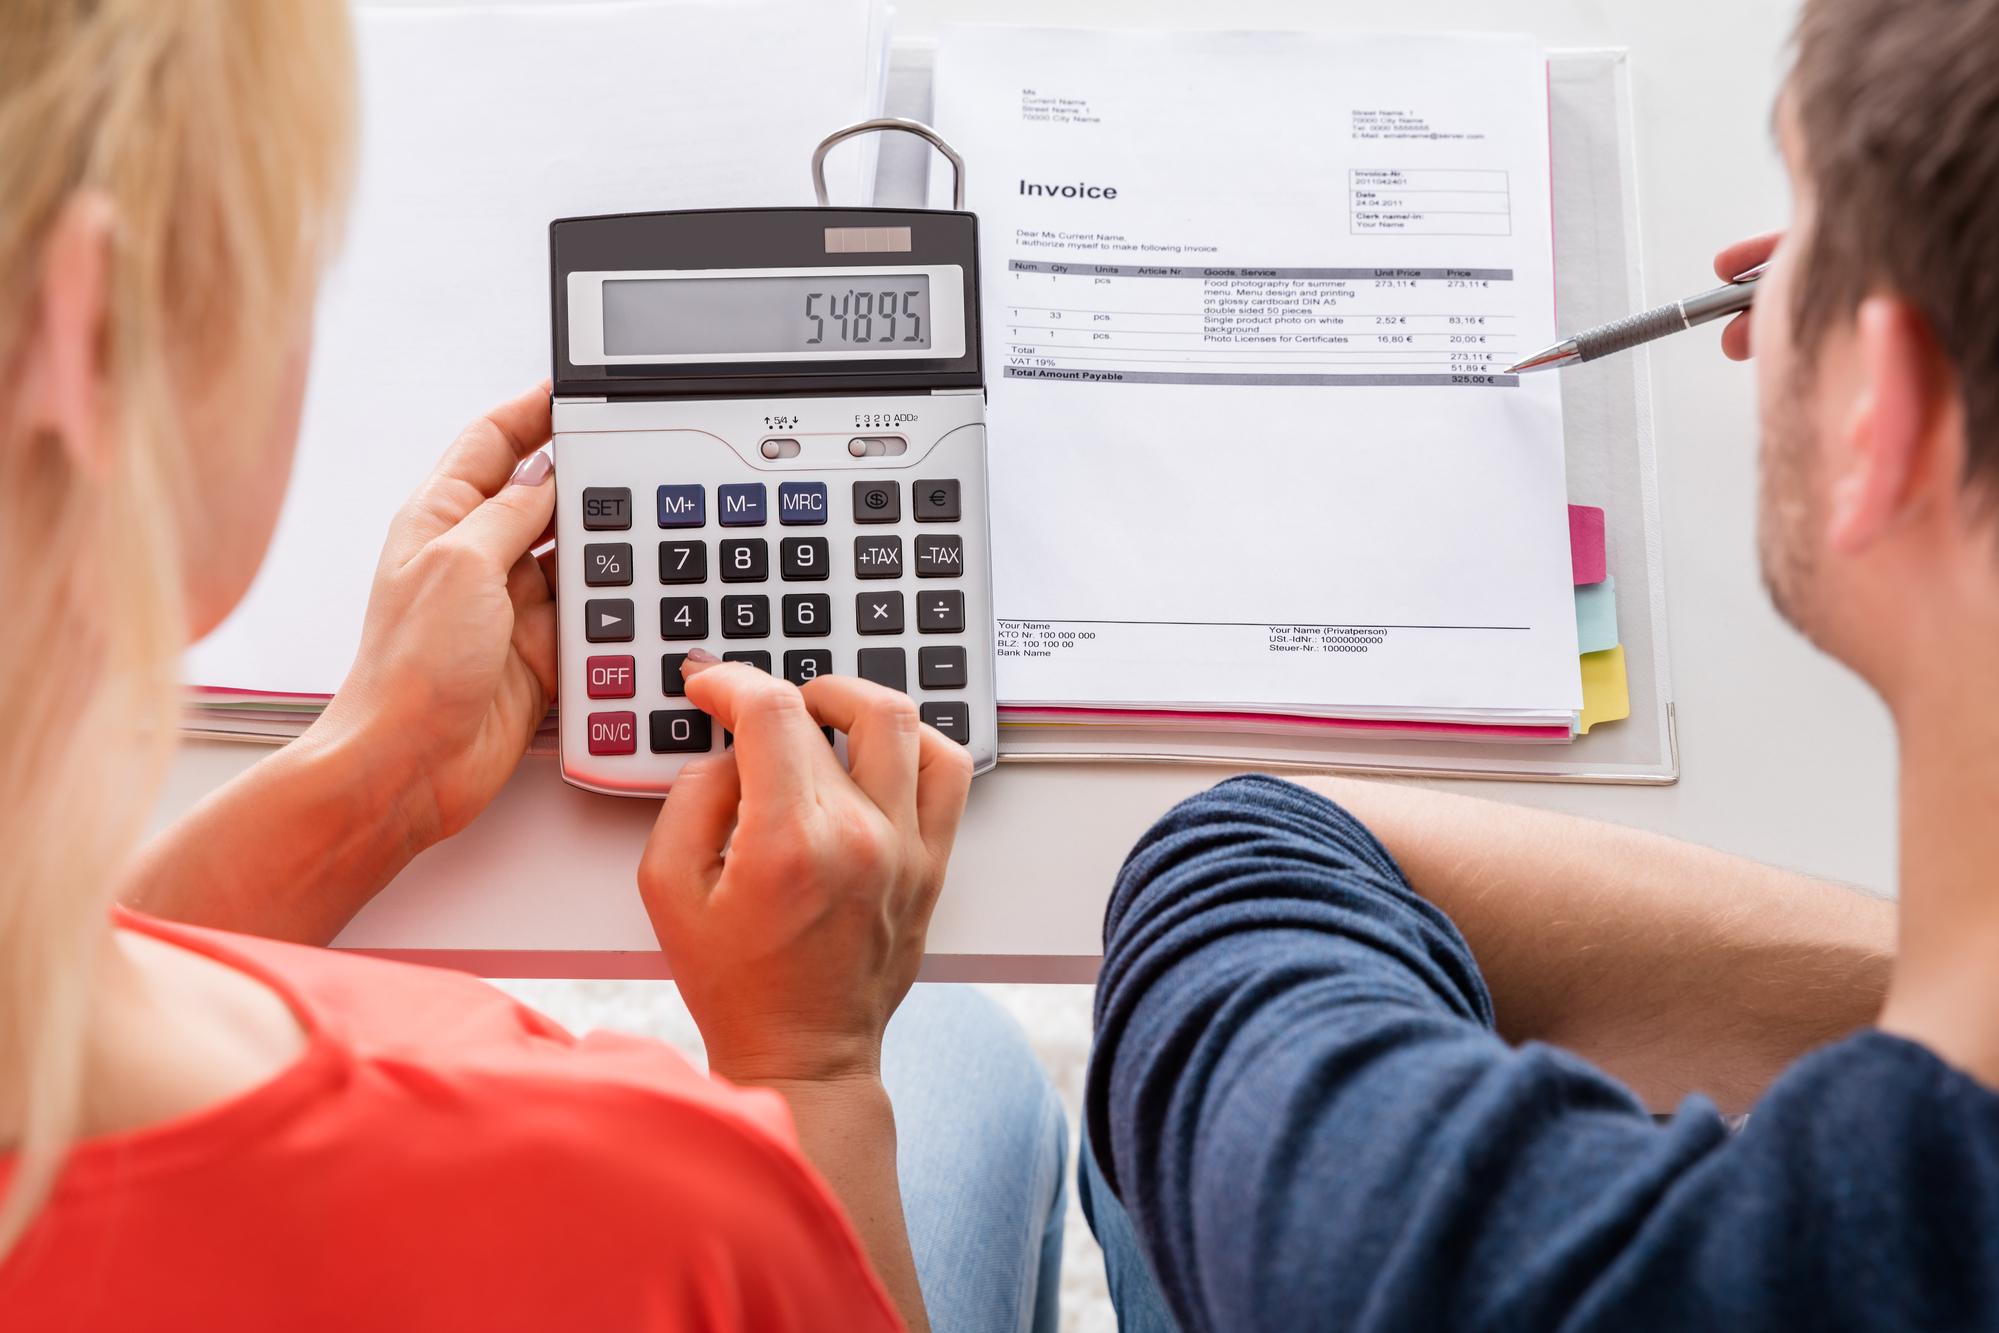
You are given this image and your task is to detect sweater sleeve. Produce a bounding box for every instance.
[1088,776,1999,1333]
[1086,776,1732,1332]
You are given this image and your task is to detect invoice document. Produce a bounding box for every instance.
[931,27,1583,728]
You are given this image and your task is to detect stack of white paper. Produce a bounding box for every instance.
[931,26,1584,742]
[185,0,890,738]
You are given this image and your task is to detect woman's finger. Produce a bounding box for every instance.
[643,750,743,907]
[382,384,553,565]
[424,455,557,586]
[682,662,831,813]
[910,723,975,864]
[796,675,923,830]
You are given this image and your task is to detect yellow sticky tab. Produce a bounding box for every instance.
[1577,644,1630,734]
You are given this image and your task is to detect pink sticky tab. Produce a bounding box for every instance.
[1569,505,1607,585]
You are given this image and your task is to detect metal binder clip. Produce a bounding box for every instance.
[811,117,967,210]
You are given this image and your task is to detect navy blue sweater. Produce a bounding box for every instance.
[1087,776,1999,1332]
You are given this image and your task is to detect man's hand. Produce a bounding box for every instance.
[125,383,557,944]
[639,654,972,1333]
[318,380,558,843]
[1716,230,1783,360]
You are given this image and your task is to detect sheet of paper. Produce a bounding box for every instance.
[1569,503,1608,584]
[931,27,1581,722]
[1577,644,1630,733]
[187,0,890,694]
[1575,576,1619,655]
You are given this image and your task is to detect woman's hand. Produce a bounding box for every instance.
[641,655,972,1083]
[125,383,557,944]
[318,380,558,842]
[638,655,973,1333]
[1716,230,1783,361]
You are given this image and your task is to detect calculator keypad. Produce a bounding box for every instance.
[781,537,829,581]
[857,647,907,692]
[584,543,633,586]
[857,591,904,635]
[660,597,708,640]
[783,593,832,637]
[659,540,706,583]
[917,590,965,633]
[586,599,635,642]
[853,480,900,523]
[720,595,770,639]
[855,536,902,578]
[719,538,768,583]
[558,400,992,794]
[914,534,964,578]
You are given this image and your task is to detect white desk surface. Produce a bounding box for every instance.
[153,0,1897,979]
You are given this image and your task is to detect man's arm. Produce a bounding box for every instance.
[1300,777,1894,1112]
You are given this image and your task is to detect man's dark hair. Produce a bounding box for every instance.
[1792,0,1999,497]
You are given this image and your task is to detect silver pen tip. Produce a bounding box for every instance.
[1505,339,1580,374]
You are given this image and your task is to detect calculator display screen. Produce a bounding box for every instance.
[602,273,933,357]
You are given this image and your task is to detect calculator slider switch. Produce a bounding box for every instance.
[848,436,907,457]
[760,438,801,459]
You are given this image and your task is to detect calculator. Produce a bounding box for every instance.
[549,206,995,796]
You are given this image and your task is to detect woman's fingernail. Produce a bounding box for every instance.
[684,646,721,666]
[508,449,553,488]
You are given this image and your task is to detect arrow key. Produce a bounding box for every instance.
[585,598,635,643]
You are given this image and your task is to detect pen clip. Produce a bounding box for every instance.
[1730,261,1769,284]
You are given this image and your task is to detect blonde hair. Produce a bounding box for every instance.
[0,0,354,1251]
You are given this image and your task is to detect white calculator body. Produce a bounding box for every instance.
[549,207,995,796]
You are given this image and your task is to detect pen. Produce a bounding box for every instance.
[1506,262,1767,373]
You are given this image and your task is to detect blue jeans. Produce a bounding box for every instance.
[882,984,1068,1333]
[1076,1123,1181,1333]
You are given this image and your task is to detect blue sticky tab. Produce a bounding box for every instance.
[778,481,828,526]
[1574,575,1618,654]
[717,482,767,527]
[656,484,705,528]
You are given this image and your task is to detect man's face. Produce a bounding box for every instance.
[1753,97,1835,641]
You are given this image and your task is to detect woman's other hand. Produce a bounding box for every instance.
[319,380,558,842]
[1716,230,1783,361]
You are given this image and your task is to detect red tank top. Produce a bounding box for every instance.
[0,911,903,1331]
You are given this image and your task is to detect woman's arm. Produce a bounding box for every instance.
[1302,776,1895,1112]
[640,655,975,1333]
[124,383,558,945]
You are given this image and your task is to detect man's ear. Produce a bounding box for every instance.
[1826,295,1960,553]
[17,191,116,479]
